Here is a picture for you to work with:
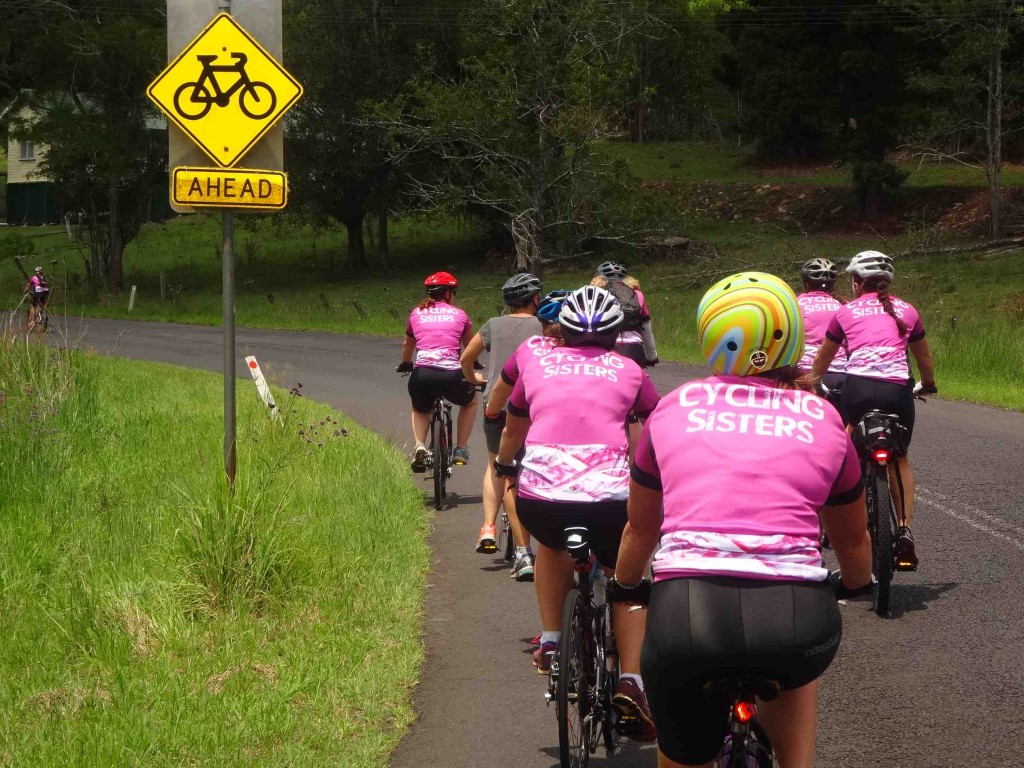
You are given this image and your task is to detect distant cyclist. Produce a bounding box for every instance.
[494,285,661,739]
[25,266,49,332]
[796,258,847,393]
[611,272,872,768]
[397,272,477,471]
[812,250,936,570]
[594,261,658,367]
[460,273,543,578]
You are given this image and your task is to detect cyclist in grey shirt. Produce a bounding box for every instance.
[461,273,542,580]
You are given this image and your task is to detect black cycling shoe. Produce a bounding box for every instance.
[895,527,918,571]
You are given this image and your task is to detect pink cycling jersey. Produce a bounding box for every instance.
[499,334,557,386]
[617,289,652,346]
[825,292,925,383]
[797,291,847,372]
[405,301,472,370]
[508,345,660,503]
[30,276,46,293]
[632,375,861,583]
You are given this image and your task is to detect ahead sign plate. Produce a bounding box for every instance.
[172,167,287,210]
[148,13,302,168]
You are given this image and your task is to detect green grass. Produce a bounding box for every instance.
[0,335,430,766]
[599,140,1024,189]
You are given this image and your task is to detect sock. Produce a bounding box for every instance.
[415,442,425,450]
[515,546,528,557]
[619,673,644,692]
[541,631,561,646]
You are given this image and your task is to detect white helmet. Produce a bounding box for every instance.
[558,285,623,347]
[846,250,894,280]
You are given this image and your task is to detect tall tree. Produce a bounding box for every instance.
[381,0,661,273]
[284,0,434,270]
[895,0,1024,237]
[10,1,166,293]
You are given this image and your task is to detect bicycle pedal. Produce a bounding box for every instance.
[895,560,918,572]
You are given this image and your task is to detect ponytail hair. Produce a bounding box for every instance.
[417,288,452,310]
[757,365,816,393]
[417,297,436,310]
[866,278,906,336]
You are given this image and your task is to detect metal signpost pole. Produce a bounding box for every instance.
[220,0,236,489]
[223,209,236,488]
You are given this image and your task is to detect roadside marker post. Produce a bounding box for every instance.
[129,285,138,311]
[245,355,283,423]
[148,0,301,489]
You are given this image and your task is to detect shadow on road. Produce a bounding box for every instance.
[888,581,959,619]
[539,738,658,767]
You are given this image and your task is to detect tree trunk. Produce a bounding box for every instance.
[345,214,367,269]
[106,181,124,292]
[988,41,1003,238]
[378,205,390,272]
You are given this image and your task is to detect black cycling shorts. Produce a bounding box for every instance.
[30,291,49,307]
[481,410,525,459]
[514,496,627,567]
[642,576,841,766]
[841,373,915,446]
[407,366,476,413]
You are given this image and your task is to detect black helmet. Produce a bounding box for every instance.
[801,258,838,285]
[595,261,627,280]
[502,273,542,305]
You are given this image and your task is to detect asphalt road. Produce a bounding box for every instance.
[59,317,1024,767]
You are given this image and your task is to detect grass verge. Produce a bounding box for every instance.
[0,334,429,766]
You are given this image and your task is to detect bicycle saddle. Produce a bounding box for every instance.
[703,675,781,703]
[196,54,218,63]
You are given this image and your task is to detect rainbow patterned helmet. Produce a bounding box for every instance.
[697,272,804,376]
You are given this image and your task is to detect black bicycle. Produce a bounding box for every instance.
[547,527,622,767]
[173,52,276,120]
[705,676,778,768]
[849,386,935,616]
[425,393,454,511]
[496,505,514,562]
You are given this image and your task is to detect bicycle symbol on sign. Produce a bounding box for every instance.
[173,52,277,121]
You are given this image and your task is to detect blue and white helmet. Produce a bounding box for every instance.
[558,286,623,347]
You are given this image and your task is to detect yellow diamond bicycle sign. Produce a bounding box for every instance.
[147,13,302,168]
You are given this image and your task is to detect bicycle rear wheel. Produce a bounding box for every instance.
[557,589,590,768]
[868,468,895,616]
[431,409,447,511]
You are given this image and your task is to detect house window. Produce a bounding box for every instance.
[19,140,35,161]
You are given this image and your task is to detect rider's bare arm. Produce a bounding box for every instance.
[486,377,512,415]
[810,338,841,382]
[615,481,663,586]
[909,337,935,386]
[460,333,487,388]
[820,492,872,590]
[401,335,415,364]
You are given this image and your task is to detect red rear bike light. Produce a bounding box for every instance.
[733,701,756,723]
[873,448,890,463]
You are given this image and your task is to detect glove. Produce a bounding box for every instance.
[606,576,652,606]
[645,357,660,368]
[395,361,414,374]
[828,570,875,600]
[492,458,521,478]
[473,360,485,370]
[913,382,937,396]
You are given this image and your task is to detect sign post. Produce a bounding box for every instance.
[148,1,301,488]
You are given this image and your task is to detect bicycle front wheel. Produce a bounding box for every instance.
[557,589,591,768]
[868,468,895,616]
[239,82,277,119]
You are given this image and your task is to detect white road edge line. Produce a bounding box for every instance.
[916,486,1024,553]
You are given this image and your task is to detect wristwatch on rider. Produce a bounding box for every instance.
[606,576,652,606]
[492,458,520,477]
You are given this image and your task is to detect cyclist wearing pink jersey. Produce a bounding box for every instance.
[811,250,936,570]
[396,272,477,471]
[594,261,659,367]
[494,285,661,740]
[610,272,872,768]
[796,258,847,391]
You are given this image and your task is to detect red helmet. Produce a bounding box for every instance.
[424,271,458,289]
